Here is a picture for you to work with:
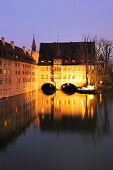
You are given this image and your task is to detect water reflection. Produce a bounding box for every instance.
[0,89,111,150]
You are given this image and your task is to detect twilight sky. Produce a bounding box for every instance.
[0,0,113,50]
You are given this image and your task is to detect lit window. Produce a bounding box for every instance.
[72,67,75,70]
[0,69,2,74]
[45,75,48,79]
[4,70,6,74]
[8,70,11,74]
[41,61,44,63]
[63,75,66,79]
[72,75,75,79]
[48,61,51,63]
[67,75,70,79]
[41,75,44,79]
[92,66,94,70]
[41,67,44,71]
[72,60,75,62]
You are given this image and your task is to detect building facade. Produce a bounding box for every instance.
[0,37,97,99]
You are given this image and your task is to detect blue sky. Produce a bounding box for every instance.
[0,0,113,50]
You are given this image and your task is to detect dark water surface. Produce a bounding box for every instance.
[0,90,113,170]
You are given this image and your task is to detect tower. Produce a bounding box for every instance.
[32,35,36,52]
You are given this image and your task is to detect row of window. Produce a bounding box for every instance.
[0,78,36,84]
[0,69,11,74]
[0,60,36,69]
[40,66,87,71]
[41,74,85,79]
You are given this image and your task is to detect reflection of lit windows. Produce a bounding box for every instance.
[41,61,44,63]
[41,74,44,79]
[68,67,71,70]
[82,67,85,70]
[4,69,6,74]
[0,69,2,74]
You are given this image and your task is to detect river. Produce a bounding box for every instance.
[0,90,113,170]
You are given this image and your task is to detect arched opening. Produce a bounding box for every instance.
[41,83,56,95]
[61,83,77,95]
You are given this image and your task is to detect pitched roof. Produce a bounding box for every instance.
[0,40,36,64]
[39,42,96,65]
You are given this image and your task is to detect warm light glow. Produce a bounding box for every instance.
[88,94,94,100]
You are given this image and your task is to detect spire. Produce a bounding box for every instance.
[32,35,36,52]
[56,42,61,57]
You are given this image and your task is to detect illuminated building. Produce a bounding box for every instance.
[0,37,97,98]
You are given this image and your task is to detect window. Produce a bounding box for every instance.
[41,75,44,79]
[41,67,44,71]
[65,60,68,63]
[0,69,2,74]
[8,70,11,74]
[15,78,18,83]
[72,67,75,70]
[45,75,48,79]
[18,63,20,67]
[8,61,11,66]
[4,70,6,74]
[4,79,7,84]
[4,61,6,65]
[15,71,17,74]
[8,78,11,84]
[0,60,2,65]
[45,67,48,71]
[23,64,24,68]
[67,75,70,79]
[18,71,20,75]
[63,75,66,79]
[23,71,24,75]
[72,60,75,62]
[15,63,17,67]
[72,75,75,79]
[0,78,2,84]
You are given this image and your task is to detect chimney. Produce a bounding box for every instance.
[22,46,26,54]
[28,49,31,56]
[11,41,15,49]
[1,37,5,46]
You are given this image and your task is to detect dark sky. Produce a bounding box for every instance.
[0,0,113,50]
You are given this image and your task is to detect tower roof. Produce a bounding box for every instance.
[32,36,36,52]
